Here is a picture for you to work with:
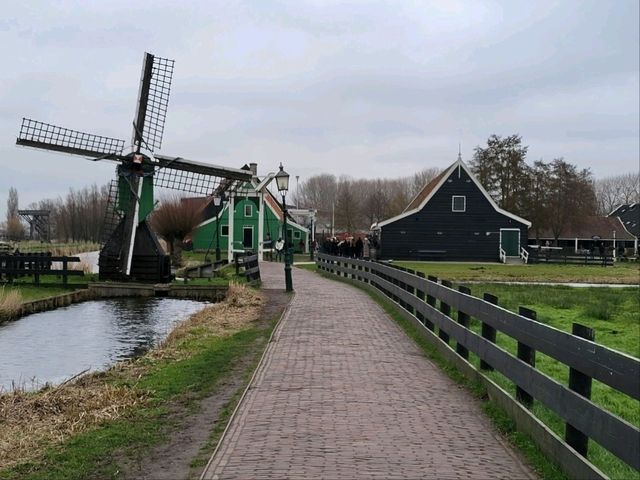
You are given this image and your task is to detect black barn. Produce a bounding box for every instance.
[372,158,531,262]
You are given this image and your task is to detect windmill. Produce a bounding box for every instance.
[17,52,252,282]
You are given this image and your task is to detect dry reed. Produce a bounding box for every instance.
[0,286,22,319]
[0,282,265,470]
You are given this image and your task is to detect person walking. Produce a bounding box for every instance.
[275,237,285,262]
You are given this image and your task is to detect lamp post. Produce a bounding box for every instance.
[275,163,293,292]
[213,195,222,262]
[204,195,223,263]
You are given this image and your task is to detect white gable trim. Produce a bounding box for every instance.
[616,216,638,239]
[374,159,531,229]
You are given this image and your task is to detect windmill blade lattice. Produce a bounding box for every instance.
[133,54,174,152]
[17,118,125,158]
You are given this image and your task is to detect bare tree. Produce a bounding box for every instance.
[150,196,202,266]
[5,187,24,241]
[595,173,640,215]
[546,158,597,244]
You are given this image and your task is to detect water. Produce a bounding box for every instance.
[0,298,208,391]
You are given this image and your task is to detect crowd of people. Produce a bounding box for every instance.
[320,235,379,259]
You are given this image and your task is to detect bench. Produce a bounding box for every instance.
[413,249,447,260]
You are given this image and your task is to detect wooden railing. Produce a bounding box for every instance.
[234,251,261,284]
[528,250,613,266]
[316,253,639,477]
[0,253,84,285]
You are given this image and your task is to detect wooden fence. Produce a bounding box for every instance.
[528,251,614,266]
[0,253,84,285]
[317,253,639,478]
[234,251,261,284]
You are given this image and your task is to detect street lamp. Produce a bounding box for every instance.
[213,195,222,262]
[275,163,293,292]
[204,194,223,263]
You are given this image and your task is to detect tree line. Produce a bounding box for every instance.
[294,169,441,233]
[2,184,110,243]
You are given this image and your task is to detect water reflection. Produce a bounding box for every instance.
[0,298,208,391]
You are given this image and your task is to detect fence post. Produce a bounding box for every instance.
[62,257,68,286]
[405,269,416,315]
[34,255,40,286]
[456,286,471,359]
[480,293,498,370]
[565,323,595,457]
[439,280,452,344]
[516,306,537,408]
[415,272,426,324]
[425,275,438,331]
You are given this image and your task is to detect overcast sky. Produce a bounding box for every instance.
[1,0,638,218]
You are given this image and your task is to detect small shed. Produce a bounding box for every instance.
[372,157,531,262]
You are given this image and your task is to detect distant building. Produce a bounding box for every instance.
[372,157,530,262]
[188,164,309,260]
[531,216,636,256]
[608,204,639,239]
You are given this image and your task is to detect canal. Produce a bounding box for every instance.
[0,297,208,391]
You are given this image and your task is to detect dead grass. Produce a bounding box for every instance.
[153,283,265,362]
[69,259,94,274]
[0,376,150,469]
[0,286,22,319]
[0,282,265,470]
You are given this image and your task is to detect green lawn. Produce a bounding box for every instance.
[395,261,639,284]
[8,286,78,302]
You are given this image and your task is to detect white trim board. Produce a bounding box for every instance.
[374,159,531,229]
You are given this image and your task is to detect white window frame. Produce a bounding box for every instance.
[221,225,229,236]
[452,195,466,212]
[244,204,253,217]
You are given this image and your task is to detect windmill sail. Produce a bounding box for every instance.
[132,53,174,152]
[17,118,125,158]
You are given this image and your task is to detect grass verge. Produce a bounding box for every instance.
[0,284,276,480]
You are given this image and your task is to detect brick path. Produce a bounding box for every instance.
[201,262,536,479]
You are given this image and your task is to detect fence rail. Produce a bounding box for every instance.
[316,253,639,475]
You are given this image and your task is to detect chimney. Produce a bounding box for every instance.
[249,163,258,176]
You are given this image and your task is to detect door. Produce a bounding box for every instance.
[500,229,520,256]
[243,226,253,249]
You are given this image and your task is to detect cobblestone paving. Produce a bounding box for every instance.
[201,262,536,479]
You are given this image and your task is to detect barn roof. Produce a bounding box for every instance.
[535,216,636,241]
[374,158,531,229]
[608,203,639,237]
[403,169,449,212]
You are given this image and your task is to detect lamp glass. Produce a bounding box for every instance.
[275,163,290,193]
[213,195,222,207]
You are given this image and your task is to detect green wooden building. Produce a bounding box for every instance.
[190,164,309,260]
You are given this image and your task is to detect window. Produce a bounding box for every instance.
[244,204,252,217]
[293,231,300,239]
[452,195,466,212]
[221,225,229,236]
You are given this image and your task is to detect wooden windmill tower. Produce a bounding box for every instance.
[17,52,252,282]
